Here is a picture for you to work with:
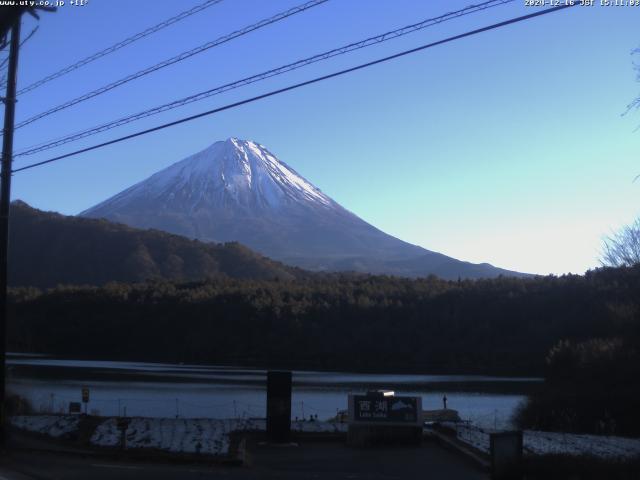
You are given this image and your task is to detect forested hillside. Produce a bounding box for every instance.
[8,265,640,375]
[8,201,301,287]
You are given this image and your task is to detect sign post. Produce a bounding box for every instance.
[117,417,129,450]
[81,387,90,415]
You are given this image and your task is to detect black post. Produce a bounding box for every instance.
[266,371,292,443]
[0,16,22,447]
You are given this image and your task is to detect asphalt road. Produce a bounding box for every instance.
[0,440,488,480]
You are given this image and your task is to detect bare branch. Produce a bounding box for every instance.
[601,218,640,267]
[624,47,640,116]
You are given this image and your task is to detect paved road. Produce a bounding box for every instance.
[0,440,488,479]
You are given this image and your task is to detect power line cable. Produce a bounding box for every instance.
[0,25,38,87]
[12,3,577,175]
[0,25,38,71]
[16,0,225,95]
[11,0,329,131]
[14,0,514,158]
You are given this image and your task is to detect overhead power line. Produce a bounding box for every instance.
[15,0,514,158]
[0,26,38,85]
[11,0,329,131]
[0,25,38,67]
[16,0,225,95]
[12,3,577,175]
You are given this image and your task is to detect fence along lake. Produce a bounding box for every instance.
[7,354,541,429]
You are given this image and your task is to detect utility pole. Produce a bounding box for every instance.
[0,14,21,448]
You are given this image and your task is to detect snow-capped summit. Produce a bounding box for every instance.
[81,138,527,279]
[87,137,334,216]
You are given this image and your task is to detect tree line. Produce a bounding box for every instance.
[8,265,640,377]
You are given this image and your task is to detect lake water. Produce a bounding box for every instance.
[7,354,541,429]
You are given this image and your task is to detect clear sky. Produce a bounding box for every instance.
[7,0,640,276]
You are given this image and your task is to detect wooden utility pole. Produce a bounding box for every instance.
[0,14,21,448]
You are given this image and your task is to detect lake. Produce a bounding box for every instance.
[7,354,541,429]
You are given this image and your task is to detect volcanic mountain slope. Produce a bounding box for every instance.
[9,201,300,288]
[81,138,527,279]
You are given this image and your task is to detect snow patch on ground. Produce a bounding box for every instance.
[88,417,345,456]
[292,420,347,433]
[291,421,348,433]
[446,423,640,460]
[90,417,267,455]
[13,414,347,457]
[10,415,80,438]
[523,430,640,459]
[89,418,120,447]
[106,419,229,455]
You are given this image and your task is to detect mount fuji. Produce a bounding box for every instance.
[81,138,526,279]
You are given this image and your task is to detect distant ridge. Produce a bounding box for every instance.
[81,138,529,280]
[9,200,300,288]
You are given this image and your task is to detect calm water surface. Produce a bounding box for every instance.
[7,355,541,429]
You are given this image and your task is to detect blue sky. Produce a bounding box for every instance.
[8,0,640,275]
